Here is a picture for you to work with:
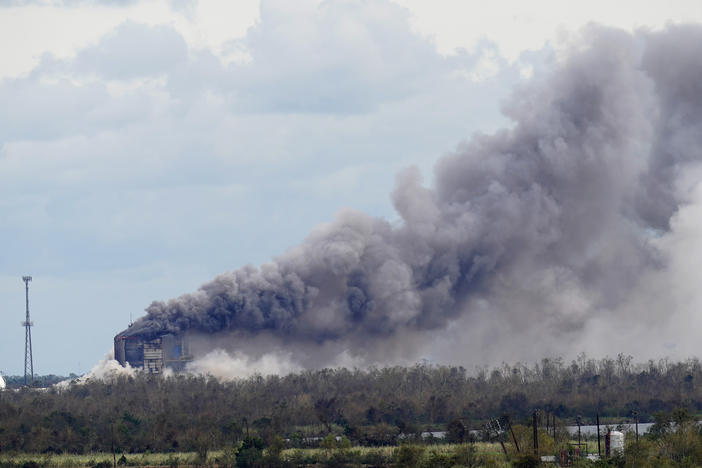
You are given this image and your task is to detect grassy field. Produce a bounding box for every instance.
[0,442,511,467]
[0,451,199,468]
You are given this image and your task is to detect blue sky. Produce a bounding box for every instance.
[1,0,701,376]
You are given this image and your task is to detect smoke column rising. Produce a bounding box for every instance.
[133,24,702,370]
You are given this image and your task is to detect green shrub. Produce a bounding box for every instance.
[478,451,502,468]
[92,461,112,468]
[453,444,478,467]
[360,449,391,466]
[215,446,239,468]
[394,444,425,468]
[236,437,264,468]
[511,453,540,468]
[422,448,453,468]
[165,454,180,468]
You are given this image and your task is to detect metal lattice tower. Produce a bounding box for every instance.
[22,276,33,386]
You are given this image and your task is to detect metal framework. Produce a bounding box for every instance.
[22,276,33,386]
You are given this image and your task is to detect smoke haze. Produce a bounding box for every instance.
[131,24,702,371]
[56,352,137,389]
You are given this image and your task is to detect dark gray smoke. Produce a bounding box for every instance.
[136,25,702,367]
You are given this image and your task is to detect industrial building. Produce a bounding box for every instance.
[114,324,192,373]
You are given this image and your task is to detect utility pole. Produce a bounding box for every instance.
[597,413,601,457]
[577,415,582,447]
[533,409,539,457]
[22,276,34,386]
[553,413,556,439]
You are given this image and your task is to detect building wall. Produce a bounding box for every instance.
[114,332,192,373]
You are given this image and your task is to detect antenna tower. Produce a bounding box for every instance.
[22,276,34,386]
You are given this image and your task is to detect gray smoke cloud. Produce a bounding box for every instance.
[133,24,702,368]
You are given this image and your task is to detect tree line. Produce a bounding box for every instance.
[1,354,701,455]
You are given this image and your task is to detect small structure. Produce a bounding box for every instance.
[114,323,192,373]
[605,430,625,456]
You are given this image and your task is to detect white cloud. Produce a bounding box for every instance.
[0,0,260,79]
[72,21,188,79]
[0,0,521,374]
[396,0,702,60]
[4,0,697,375]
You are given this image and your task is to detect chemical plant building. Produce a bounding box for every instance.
[114,324,192,373]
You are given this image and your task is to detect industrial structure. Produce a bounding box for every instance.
[114,324,192,373]
[22,276,33,386]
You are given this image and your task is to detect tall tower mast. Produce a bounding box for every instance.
[22,276,33,386]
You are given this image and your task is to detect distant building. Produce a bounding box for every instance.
[114,323,192,373]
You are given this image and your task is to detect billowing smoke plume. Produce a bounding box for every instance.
[133,25,702,369]
[56,352,137,389]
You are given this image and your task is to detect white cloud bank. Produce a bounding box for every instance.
[2,1,702,376]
